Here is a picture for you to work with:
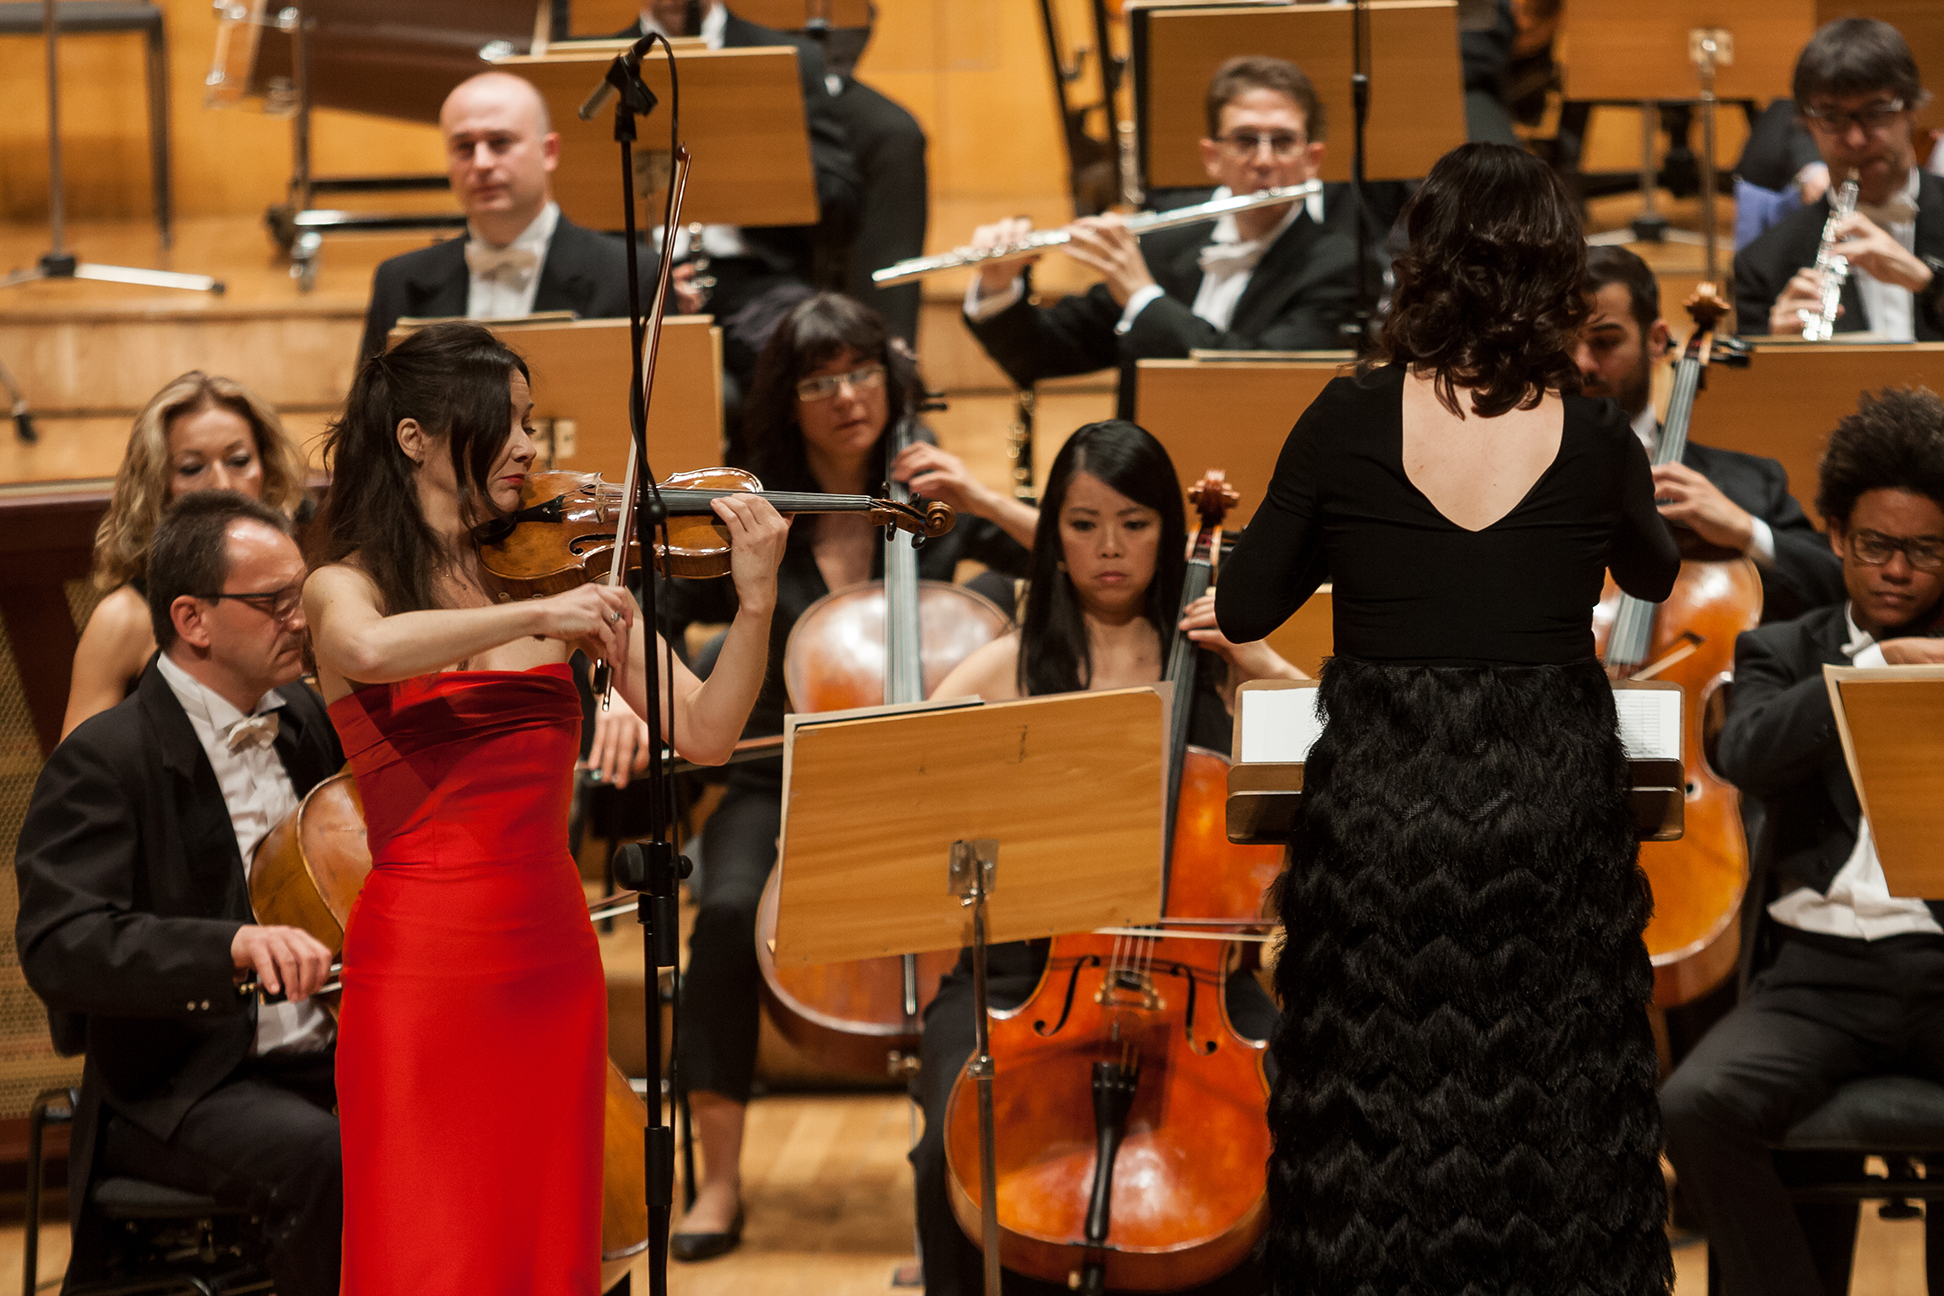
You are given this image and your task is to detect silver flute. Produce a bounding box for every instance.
[1799,172,1861,341]
[870,181,1325,287]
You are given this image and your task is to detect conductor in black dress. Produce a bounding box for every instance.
[15,493,344,1296]
[962,56,1360,419]
[1576,244,1846,622]
[1217,143,1680,1294]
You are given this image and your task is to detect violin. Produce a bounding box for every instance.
[941,471,1283,1292]
[248,773,651,1289]
[1594,284,1758,1007]
[473,467,955,598]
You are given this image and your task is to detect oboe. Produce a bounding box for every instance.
[1799,172,1860,342]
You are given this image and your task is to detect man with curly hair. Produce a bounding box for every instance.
[1661,386,1944,1296]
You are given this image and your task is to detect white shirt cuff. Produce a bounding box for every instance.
[1115,284,1167,335]
[1746,517,1776,568]
[964,276,1026,323]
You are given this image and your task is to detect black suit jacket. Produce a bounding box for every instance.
[1733,168,1944,338]
[1682,440,1846,621]
[967,208,1360,418]
[356,214,644,362]
[14,661,344,1236]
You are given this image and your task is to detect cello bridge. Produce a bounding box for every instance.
[1095,969,1162,1013]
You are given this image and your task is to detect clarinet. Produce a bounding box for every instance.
[1799,172,1860,341]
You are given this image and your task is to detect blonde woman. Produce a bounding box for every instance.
[62,373,310,739]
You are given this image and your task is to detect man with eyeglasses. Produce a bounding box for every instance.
[961,54,1360,419]
[1734,18,1944,339]
[16,491,345,1296]
[1661,386,1944,1296]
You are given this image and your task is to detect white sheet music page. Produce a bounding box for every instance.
[1238,685,1325,764]
[1613,688,1681,761]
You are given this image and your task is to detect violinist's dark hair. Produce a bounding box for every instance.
[742,292,921,503]
[1020,421,1187,697]
[146,490,293,650]
[311,321,530,614]
[1818,386,1944,528]
[1371,142,1587,418]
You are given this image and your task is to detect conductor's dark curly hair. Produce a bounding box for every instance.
[1371,142,1587,418]
[1817,386,1944,529]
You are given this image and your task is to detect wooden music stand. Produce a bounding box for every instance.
[1824,664,1944,898]
[492,46,819,230]
[1128,1,1467,188]
[1224,677,1686,844]
[772,688,1168,1296]
[1697,341,1944,528]
[1558,0,1811,102]
[389,314,723,478]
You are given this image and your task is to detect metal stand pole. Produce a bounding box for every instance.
[1692,30,1725,285]
[949,838,1003,1296]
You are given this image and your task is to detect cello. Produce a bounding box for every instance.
[753,408,1013,1074]
[249,774,651,1291]
[1593,284,1758,1006]
[941,472,1284,1292]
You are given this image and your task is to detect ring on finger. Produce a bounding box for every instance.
[607,610,622,623]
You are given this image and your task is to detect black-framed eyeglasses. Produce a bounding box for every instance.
[1214,130,1308,160]
[795,363,886,402]
[1847,529,1944,572]
[1800,98,1908,135]
[202,582,305,623]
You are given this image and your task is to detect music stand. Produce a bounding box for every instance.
[772,688,1170,1296]
[389,313,725,476]
[1824,664,1944,898]
[493,46,820,230]
[2,0,221,295]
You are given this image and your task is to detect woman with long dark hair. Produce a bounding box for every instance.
[915,419,1302,1296]
[303,320,788,1294]
[1217,142,1682,1293]
[664,292,1036,1260]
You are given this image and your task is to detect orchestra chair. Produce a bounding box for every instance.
[21,1087,273,1296]
[0,1,173,246]
[1704,1075,1944,1294]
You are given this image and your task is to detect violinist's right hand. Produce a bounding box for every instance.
[532,583,635,669]
[973,217,1037,297]
[232,924,332,1003]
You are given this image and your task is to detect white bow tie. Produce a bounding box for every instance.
[465,241,540,284]
[1198,236,1273,278]
[226,713,280,754]
[1857,195,1918,227]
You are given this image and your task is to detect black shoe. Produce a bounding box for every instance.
[670,1206,744,1262]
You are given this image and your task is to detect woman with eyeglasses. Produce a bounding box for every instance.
[63,372,311,740]
[660,292,1036,1261]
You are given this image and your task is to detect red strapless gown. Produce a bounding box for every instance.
[329,665,604,1295]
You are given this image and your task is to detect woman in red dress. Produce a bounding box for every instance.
[303,321,788,1294]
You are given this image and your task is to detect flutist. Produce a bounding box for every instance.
[961,56,1362,418]
[1735,19,1944,340]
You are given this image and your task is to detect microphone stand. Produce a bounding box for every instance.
[593,34,685,1296]
[1340,0,1376,354]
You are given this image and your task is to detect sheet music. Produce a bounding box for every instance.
[1238,685,1325,764]
[1613,687,1681,761]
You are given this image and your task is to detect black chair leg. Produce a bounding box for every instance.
[1927,1200,1942,1296]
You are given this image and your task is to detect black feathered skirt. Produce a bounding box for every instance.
[1266,656,1672,1296]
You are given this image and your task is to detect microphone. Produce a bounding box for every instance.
[578,33,660,121]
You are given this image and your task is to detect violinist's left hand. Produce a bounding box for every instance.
[1652,463,1755,553]
[1181,589,1308,681]
[713,492,790,616]
[582,693,652,789]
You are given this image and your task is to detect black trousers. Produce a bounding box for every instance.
[911,949,1277,1296]
[97,1049,340,1296]
[676,774,783,1104]
[1661,926,1944,1296]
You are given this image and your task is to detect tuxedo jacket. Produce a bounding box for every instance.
[356,214,644,362]
[1714,603,1944,981]
[14,661,344,1219]
[1682,440,1846,622]
[1732,168,1944,338]
[967,209,1360,419]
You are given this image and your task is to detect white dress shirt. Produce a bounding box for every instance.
[1853,166,1921,343]
[965,186,1326,333]
[1630,405,1775,567]
[465,200,560,321]
[1766,605,1943,940]
[155,654,335,1054]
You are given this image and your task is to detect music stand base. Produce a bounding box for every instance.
[0,250,223,294]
